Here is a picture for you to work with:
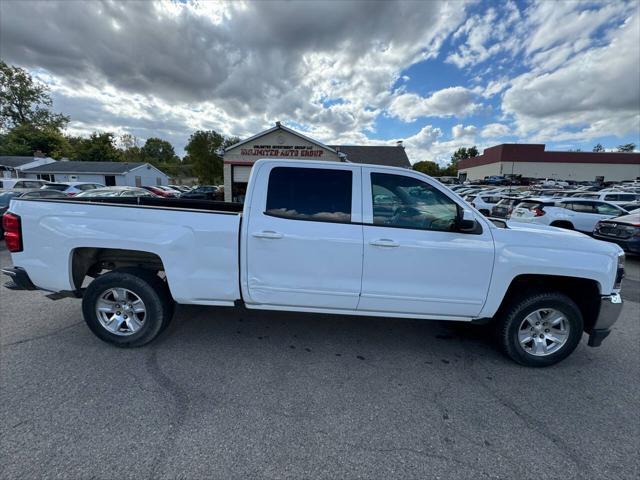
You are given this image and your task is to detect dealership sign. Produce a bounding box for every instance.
[240,144,325,158]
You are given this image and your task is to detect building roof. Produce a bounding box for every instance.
[458,144,640,170]
[0,156,42,168]
[329,145,411,168]
[225,122,337,154]
[22,161,149,175]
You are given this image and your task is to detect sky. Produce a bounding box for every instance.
[0,0,639,164]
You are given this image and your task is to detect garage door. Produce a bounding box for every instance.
[233,166,252,183]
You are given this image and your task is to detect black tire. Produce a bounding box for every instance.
[550,221,574,230]
[498,291,583,367]
[82,268,174,347]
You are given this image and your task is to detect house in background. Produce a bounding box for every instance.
[0,155,57,179]
[20,161,169,187]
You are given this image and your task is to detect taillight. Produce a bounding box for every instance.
[2,213,23,252]
[531,207,545,217]
[67,192,77,197]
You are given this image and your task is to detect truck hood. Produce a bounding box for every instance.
[498,220,624,256]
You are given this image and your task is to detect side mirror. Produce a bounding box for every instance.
[457,207,479,233]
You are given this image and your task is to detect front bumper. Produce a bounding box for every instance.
[588,293,623,347]
[592,234,640,254]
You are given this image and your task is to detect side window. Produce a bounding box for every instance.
[572,202,596,213]
[371,173,458,231]
[596,203,622,215]
[604,194,619,201]
[265,167,352,223]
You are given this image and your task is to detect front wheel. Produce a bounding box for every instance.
[82,268,174,347]
[498,291,583,367]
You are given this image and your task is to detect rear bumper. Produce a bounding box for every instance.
[1,266,37,291]
[588,293,623,347]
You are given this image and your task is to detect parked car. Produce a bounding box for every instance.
[2,159,625,367]
[41,182,105,196]
[593,211,640,254]
[509,198,628,233]
[0,179,50,191]
[483,175,509,185]
[490,196,526,219]
[75,187,157,198]
[575,192,640,205]
[180,185,222,200]
[168,185,191,193]
[140,186,178,197]
[469,193,503,216]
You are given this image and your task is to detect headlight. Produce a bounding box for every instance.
[614,252,625,290]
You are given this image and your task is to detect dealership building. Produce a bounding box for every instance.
[458,144,640,182]
[221,122,410,202]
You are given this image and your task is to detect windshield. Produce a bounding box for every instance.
[41,184,68,191]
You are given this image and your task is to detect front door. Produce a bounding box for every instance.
[245,164,363,310]
[358,169,494,318]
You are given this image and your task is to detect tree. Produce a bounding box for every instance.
[451,146,479,163]
[412,160,441,176]
[0,123,71,158]
[118,133,143,162]
[592,143,605,152]
[0,60,69,130]
[184,130,225,184]
[617,143,636,152]
[141,137,179,166]
[73,132,121,162]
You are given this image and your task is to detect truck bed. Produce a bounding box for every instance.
[30,196,244,214]
[7,196,243,305]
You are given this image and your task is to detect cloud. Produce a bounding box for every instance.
[481,123,510,138]
[0,0,470,151]
[388,87,480,122]
[502,12,640,142]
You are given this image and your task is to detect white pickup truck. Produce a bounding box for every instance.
[2,159,625,367]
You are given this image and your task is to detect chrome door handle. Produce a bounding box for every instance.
[252,230,283,239]
[369,238,399,247]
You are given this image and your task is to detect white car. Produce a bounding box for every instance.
[41,182,105,196]
[575,191,639,205]
[469,192,504,215]
[509,198,628,233]
[3,159,624,367]
[0,179,50,191]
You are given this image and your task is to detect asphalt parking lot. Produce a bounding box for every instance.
[1,245,638,480]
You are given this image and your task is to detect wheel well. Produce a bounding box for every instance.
[71,247,166,291]
[499,274,601,333]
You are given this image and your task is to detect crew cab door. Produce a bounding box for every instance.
[244,163,363,309]
[358,168,494,318]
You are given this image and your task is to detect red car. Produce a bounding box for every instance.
[141,186,178,198]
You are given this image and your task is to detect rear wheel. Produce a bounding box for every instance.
[82,268,174,347]
[498,291,583,367]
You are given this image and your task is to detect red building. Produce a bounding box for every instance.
[458,144,640,182]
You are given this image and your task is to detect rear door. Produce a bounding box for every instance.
[244,163,363,310]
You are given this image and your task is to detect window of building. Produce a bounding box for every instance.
[371,173,458,231]
[266,167,352,223]
[135,176,142,187]
[37,174,54,182]
[104,175,116,186]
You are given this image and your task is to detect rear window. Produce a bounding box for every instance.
[77,184,97,191]
[266,167,352,223]
[518,201,549,210]
[41,184,68,191]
